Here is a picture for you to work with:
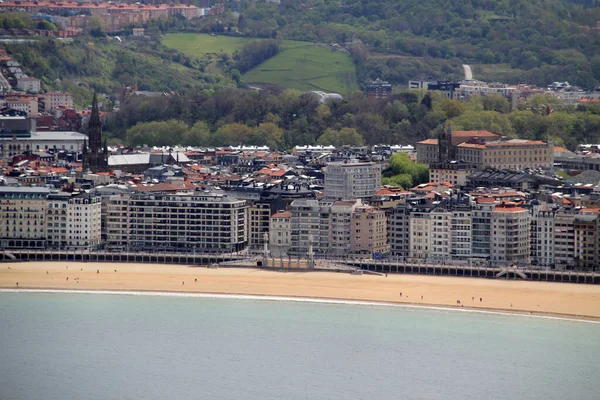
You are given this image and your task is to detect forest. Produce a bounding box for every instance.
[164,0,600,88]
[105,88,600,151]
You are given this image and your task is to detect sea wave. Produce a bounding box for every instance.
[1,288,598,324]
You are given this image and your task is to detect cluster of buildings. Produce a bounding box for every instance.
[0,1,224,33]
[1,90,599,270]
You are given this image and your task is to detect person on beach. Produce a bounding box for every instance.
[480,298,482,302]
[97,269,99,274]
[66,277,68,281]
[182,281,185,285]
[15,282,18,287]
[195,278,197,282]
[400,292,403,297]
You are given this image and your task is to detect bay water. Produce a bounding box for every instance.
[0,291,598,400]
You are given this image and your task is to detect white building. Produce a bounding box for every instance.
[289,199,332,255]
[4,97,39,117]
[0,187,48,248]
[490,204,531,265]
[47,191,102,249]
[1,131,88,162]
[16,77,41,93]
[269,210,291,256]
[409,207,432,260]
[329,199,360,256]
[324,160,382,200]
[106,192,248,253]
[530,203,556,267]
[43,92,73,111]
[0,187,101,250]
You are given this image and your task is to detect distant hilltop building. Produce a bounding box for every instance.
[366,79,392,100]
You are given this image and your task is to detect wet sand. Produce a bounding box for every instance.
[1,261,600,319]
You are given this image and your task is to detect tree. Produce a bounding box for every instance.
[382,153,429,188]
[482,94,510,114]
[212,123,251,146]
[592,55,600,82]
[317,127,365,147]
[186,121,211,146]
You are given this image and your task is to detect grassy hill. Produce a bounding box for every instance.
[162,33,252,56]
[163,33,359,96]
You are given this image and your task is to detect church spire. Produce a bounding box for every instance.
[90,91,101,128]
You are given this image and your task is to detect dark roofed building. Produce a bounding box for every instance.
[466,170,536,191]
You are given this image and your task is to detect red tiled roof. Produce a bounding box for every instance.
[452,130,499,138]
[271,211,291,219]
[416,139,438,145]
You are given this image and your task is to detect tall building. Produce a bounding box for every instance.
[106,192,248,253]
[388,203,411,260]
[351,204,388,255]
[83,92,108,172]
[0,187,101,250]
[289,199,331,255]
[248,202,271,253]
[46,191,102,250]
[471,200,494,260]
[530,202,556,267]
[0,187,49,249]
[490,204,531,265]
[329,200,359,256]
[269,211,291,257]
[324,161,382,200]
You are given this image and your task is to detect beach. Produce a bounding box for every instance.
[1,261,600,319]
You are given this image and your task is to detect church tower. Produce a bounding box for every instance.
[83,92,108,172]
[438,124,452,162]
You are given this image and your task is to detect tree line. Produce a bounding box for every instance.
[106,87,600,151]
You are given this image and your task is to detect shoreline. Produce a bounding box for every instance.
[2,287,600,323]
[2,261,600,320]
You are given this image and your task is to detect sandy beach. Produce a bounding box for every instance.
[1,261,600,319]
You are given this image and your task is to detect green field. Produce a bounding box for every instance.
[162,33,252,56]
[162,33,359,96]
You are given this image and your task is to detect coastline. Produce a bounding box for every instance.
[2,261,600,320]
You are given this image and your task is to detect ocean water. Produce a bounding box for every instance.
[0,291,599,400]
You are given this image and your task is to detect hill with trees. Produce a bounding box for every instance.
[105,87,600,151]
[220,0,600,88]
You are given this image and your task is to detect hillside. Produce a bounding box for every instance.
[0,36,235,99]
[162,34,359,96]
[229,0,600,88]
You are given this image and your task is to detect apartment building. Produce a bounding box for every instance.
[573,210,600,271]
[46,191,101,249]
[429,161,475,187]
[0,187,48,248]
[451,206,472,260]
[430,207,451,260]
[490,204,531,265]
[554,211,576,268]
[471,200,494,260]
[409,206,433,260]
[388,203,411,260]
[329,200,359,256]
[269,211,291,256]
[16,77,41,93]
[0,187,100,250]
[324,161,382,200]
[248,202,271,253]
[106,192,248,253]
[530,203,556,267]
[4,97,38,117]
[43,92,73,111]
[289,199,332,255]
[351,205,388,255]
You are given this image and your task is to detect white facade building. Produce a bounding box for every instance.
[269,210,291,256]
[324,161,382,200]
[43,92,73,111]
[16,77,41,93]
[490,205,531,265]
[106,192,248,252]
